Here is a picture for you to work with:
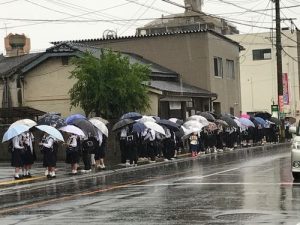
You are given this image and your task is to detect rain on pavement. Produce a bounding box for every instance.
[1,144,300,224]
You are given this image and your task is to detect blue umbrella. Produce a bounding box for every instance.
[36,125,64,142]
[65,114,86,125]
[120,112,142,120]
[238,118,255,127]
[254,117,266,126]
[2,124,30,143]
[132,122,147,134]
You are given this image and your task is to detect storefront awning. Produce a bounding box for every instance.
[0,107,45,119]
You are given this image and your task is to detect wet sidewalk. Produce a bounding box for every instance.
[0,143,290,189]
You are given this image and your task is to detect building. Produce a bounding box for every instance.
[0,42,217,121]
[53,29,243,116]
[228,29,300,117]
[136,0,239,36]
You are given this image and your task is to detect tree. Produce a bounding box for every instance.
[69,50,151,119]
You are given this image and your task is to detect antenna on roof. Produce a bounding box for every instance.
[103,30,118,39]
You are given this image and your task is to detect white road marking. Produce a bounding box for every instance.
[131,182,295,187]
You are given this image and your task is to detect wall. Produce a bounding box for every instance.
[23,57,85,117]
[207,32,241,115]
[229,30,300,116]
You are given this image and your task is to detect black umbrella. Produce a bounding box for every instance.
[254,112,272,120]
[249,116,259,127]
[221,113,235,119]
[120,112,142,120]
[72,118,98,137]
[220,115,238,128]
[157,119,180,131]
[132,122,146,134]
[175,127,185,138]
[286,116,296,124]
[112,119,135,131]
[38,113,66,128]
[269,117,281,125]
[197,112,215,122]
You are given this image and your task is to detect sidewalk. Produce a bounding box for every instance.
[0,143,290,189]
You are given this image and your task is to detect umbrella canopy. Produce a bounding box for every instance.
[2,124,30,143]
[220,115,239,128]
[186,115,209,126]
[10,119,37,129]
[112,119,135,131]
[65,114,86,125]
[89,118,108,137]
[254,111,272,120]
[132,122,147,134]
[36,125,64,142]
[270,117,281,125]
[120,112,142,120]
[59,125,86,137]
[183,120,205,130]
[138,116,156,123]
[221,113,235,119]
[169,118,184,126]
[286,116,296,124]
[72,119,98,137]
[90,117,109,125]
[240,113,250,119]
[215,119,229,127]
[234,118,243,129]
[144,121,165,135]
[182,127,202,139]
[238,118,255,127]
[157,119,180,131]
[197,112,216,122]
[254,117,266,127]
[38,113,66,128]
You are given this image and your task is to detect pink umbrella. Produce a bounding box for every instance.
[240,113,250,119]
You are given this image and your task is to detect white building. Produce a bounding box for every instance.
[228,29,300,117]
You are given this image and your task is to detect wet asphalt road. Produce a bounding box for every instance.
[1,145,300,224]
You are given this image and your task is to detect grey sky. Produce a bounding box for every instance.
[0,0,299,53]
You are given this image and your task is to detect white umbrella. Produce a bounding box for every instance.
[89,118,108,137]
[186,115,209,126]
[144,121,165,135]
[182,127,202,139]
[90,117,109,125]
[36,125,64,142]
[183,120,205,130]
[138,116,155,123]
[59,125,86,137]
[2,124,30,143]
[10,119,37,128]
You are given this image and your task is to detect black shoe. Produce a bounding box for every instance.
[14,176,22,180]
[46,174,51,179]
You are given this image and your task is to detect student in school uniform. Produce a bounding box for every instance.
[94,130,107,170]
[11,134,25,180]
[39,133,57,179]
[22,131,36,178]
[65,134,80,175]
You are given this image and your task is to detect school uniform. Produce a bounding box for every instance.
[95,132,107,160]
[41,135,56,167]
[11,135,24,167]
[22,132,36,165]
[144,129,156,161]
[119,128,128,163]
[66,135,80,164]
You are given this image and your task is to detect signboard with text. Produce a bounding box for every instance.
[283,73,289,105]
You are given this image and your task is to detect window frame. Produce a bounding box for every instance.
[252,48,272,61]
[214,57,223,78]
[226,59,235,79]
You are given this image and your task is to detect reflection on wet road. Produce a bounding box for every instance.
[1,146,300,224]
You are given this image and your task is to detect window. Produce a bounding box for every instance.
[226,59,235,79]
[214,57,223,77]
[252,49,271,60]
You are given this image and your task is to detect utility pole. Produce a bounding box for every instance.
[273,0,285,141]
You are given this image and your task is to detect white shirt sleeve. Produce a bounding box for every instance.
[13,135,24,149]
[43,137,54,148]
[69,136,77,147]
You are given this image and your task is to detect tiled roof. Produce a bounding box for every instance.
[0,53,43,77]
[51,29,242,49]
[145,80,217,97]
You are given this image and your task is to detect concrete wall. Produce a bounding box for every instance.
[82,31,241,115]
[23,57,85,117]
[228,30,300,116]
[207,32,241,114]
[143,91,160,116]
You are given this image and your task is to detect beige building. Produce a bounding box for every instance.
[0,42,216,121]
[228,29,300,117]
[54,29,242,116]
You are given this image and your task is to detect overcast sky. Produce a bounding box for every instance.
[0,0,299,54]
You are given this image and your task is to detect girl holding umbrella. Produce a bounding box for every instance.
[11,134,25,179]
[39,133,57,179]
[65,134,80,175]
[21,130,36,178]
